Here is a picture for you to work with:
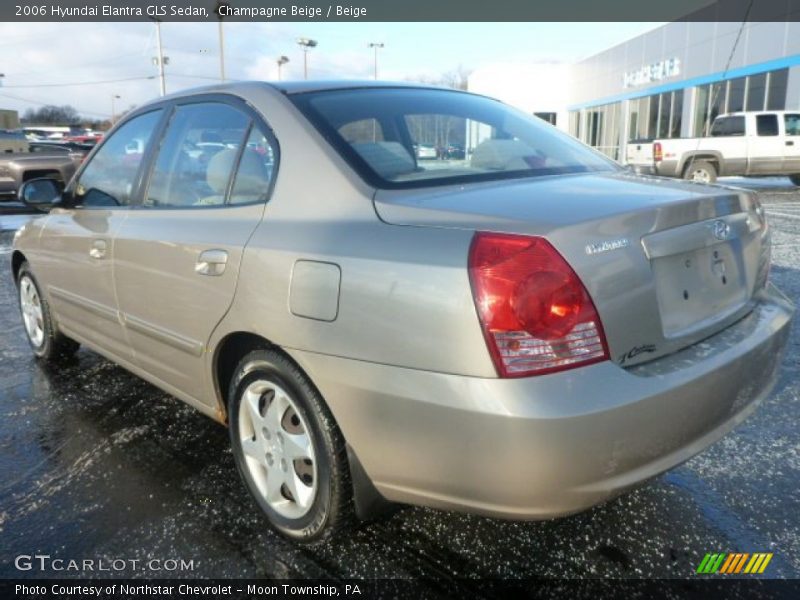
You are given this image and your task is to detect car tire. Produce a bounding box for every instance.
[683,160,717,184]
[228,348,355,543]
[790,174,800,187]
[17,262,80,361]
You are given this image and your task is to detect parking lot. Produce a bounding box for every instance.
[0,179,798,581]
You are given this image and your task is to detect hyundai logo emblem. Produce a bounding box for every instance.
[712,220,730,241]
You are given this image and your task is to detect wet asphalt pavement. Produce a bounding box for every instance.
[0,181,798,582]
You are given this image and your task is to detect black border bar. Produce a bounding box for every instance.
[5,0,800,22]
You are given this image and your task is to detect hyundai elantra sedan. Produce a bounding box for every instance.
[11,81,794,542]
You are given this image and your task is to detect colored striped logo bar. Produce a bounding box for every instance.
[696,553,773,574]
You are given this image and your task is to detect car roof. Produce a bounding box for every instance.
[156,80,466,103]
[267,80,456,95]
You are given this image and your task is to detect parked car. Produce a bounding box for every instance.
[63,134,102,146]
[440,143,466,159]
[626,111,800,185]
[12,82,793,543]
[414,143,437,160]
[0,145,81,200]
[29,141,93,161]
[0,129,29,154]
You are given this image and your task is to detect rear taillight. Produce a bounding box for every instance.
[468,232,609,377]
[653,142,663,162]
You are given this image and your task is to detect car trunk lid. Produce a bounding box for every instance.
[374,171,768,367]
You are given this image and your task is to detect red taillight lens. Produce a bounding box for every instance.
[653,142,663,162]
[468,232,609,377]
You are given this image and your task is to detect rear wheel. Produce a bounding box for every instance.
[17,262,79,361]
[684,160,717,184]
[228,349,354,542]
[790,174,800,187]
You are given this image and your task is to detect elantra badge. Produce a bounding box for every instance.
[585,238,630,255]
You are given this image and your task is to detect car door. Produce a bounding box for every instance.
[748,113,785,175]
[112,99,278,406]
[783,113,800,173]
[36,109,164,361]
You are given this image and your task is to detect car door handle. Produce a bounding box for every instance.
[89,239,107,259]
[787,141,795,146]
[195,249,228,276]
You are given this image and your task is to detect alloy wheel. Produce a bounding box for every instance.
[19,276,45,348]
[237,379,317,519]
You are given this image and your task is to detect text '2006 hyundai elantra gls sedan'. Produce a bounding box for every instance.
[11,82,794,542]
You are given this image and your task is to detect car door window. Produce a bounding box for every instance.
[228,127,277,205]
[785,114,800,136]
[756,114,779,136]
[74,110,162,207]
[144,103,250,208]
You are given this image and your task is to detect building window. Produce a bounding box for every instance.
[727,77,746,112]
[694,85,710,137]
[568,111,580,138]
[746,72,767,112]
[648,95,659,140]
[658,92,671,138]
[630,96,650,140]
[709,83,725,126]
[534,112,557,125]
[670,90,684,138]
[767,69,788,110]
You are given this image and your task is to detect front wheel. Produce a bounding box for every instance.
[228,349,354,542]
[683,160,718,184]
[790,174,800,187]
[17,262,79,361]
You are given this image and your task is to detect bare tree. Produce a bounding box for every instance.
[21,105,82,126]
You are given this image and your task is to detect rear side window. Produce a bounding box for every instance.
[785,114,800,136]
[756,114,778,136]
[710,116,745,137]
[144,103,249,208]
[75,110,162,207]
[229,127,277,205]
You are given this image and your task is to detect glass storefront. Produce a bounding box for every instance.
[692,67,789,135]
[569,66,791,160]
[569,89,683,157]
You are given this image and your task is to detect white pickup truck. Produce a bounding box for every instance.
[626,111,800,186]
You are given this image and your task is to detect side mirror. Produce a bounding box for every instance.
[19,178,63,212]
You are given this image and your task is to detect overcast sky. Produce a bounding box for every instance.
[0,22,660,120]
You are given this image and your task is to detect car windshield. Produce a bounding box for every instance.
[291,87,618,189]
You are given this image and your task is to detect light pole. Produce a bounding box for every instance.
[368,42,384,80]
[152,20,169,96]
[111,94,121,125]
[296,37,317,80]
[277,56,289,81]
[215,1,228,82]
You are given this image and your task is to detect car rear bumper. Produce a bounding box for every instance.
[288,283,794,519]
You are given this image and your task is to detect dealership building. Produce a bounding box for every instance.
[469,20,800,163]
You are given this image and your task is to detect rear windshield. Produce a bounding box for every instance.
[290,88,617,189]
